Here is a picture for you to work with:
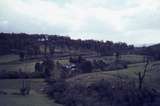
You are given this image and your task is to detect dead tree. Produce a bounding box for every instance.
[137,60,149,90]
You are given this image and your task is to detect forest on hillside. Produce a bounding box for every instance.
[0,33,134,55]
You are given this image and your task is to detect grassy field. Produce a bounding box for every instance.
[0,79,62,106]
[87,54,144,64]
[0,54,159,105]
[0,54,39,72]
[0,54,70,72]
[0,61,37,72]
[0,54,144,73]
[67,61,160,90]
[0,55,63,106]
[0,54,19,64]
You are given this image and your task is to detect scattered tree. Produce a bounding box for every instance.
[35,62,41,72]
[42,58,55,78]
[19,51,25,61]
[136,59,149,90]
[80,60,93,73]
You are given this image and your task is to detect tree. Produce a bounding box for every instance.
[114,52,120,63]
[0,33,135,56]
[80,60,93,73]
[136,60,149,90]
[42,58,55,78]
[35,62,41,72]
[49,44,55,55]
[19,51,25,61]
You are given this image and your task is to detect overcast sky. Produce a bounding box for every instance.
[0,0,160,45]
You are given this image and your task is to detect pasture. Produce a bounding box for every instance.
[0,55,66,106]
[0,54,70,72]
[67,60,160,90]
[87,54,144,64]
[0,79,62,106]
[0,54,160,106]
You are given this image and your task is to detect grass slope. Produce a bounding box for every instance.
[67,61,160,90]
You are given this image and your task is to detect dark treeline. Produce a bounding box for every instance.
[0,32,134,56]
[145,44,160,60]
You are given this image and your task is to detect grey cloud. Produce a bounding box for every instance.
[0,0,160,45]
[80,18,115,34]
[125,10,160,30]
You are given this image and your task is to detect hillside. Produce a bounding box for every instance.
[66,61,160,90]
[0,33,134,56]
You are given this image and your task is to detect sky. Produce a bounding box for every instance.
[0,0,160,45]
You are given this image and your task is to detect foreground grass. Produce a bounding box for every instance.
[0,90,62,106]
[0,79,62,106]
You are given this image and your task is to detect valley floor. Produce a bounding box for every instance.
[0,79,63,106]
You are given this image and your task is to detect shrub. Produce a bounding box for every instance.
[79,60,93,73]
[35,62,41,72]
[93,60,107,71]
[46,79,67,103]
[46,79,159,106]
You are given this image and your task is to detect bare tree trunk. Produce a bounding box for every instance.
[138,73,143,89]
[138,60,149,90]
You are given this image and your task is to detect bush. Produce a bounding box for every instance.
[79,60,93,73]
[93,60,107,71]
[42,58,55,78]
[46,79,159,106]
[46,79,67,103]
[35,62,41,72]
[69,56,85,64]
